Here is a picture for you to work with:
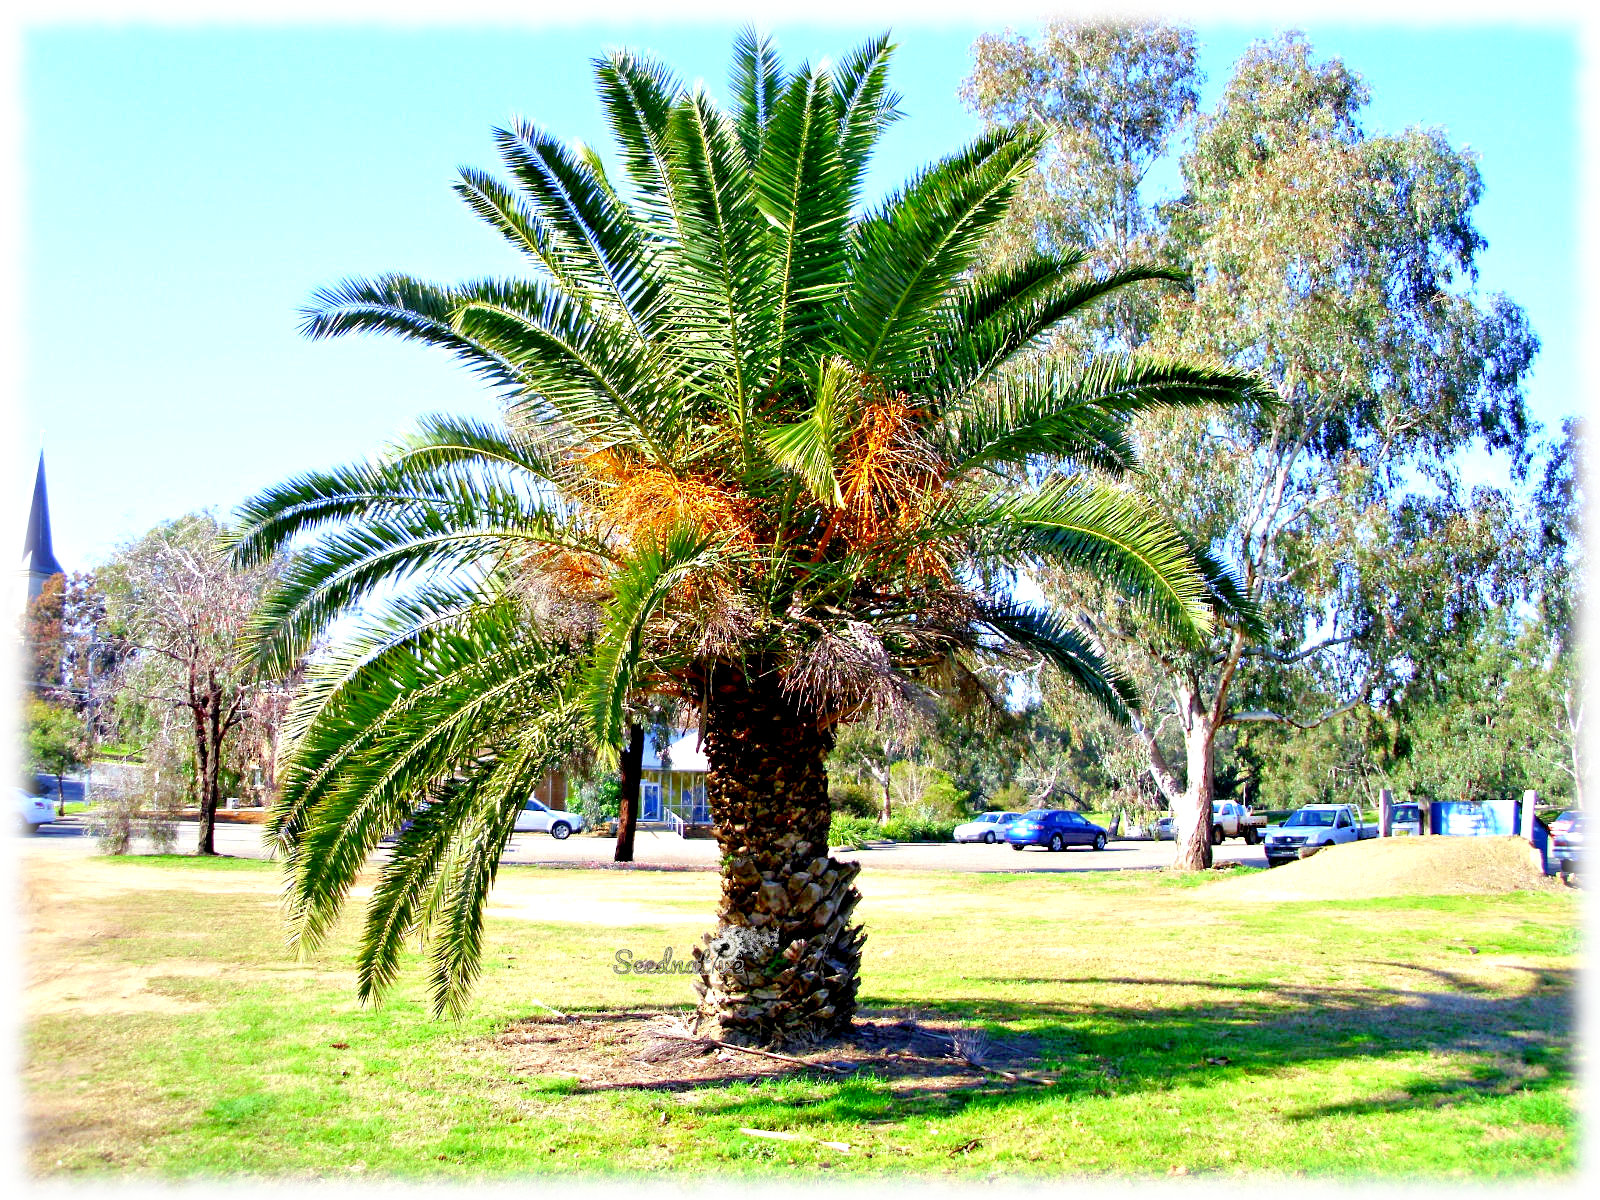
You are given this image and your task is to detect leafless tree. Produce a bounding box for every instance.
[100,512,283,855]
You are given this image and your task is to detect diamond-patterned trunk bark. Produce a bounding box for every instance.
[690,663,864,1047]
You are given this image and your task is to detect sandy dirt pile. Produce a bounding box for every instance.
[1214,835,1561,902]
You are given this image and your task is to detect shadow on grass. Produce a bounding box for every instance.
[548,967,1573,1131]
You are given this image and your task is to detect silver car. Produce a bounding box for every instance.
[15,788,54,835]
[513,798,585,839]
[953,811,1023,843]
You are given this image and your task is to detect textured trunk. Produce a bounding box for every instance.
[1173,700,1216,871]
[614,723,643,863]
[692,663,863,1048]
[195,681,222,857]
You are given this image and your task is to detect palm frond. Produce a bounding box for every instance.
[274,604,581,956]
[839,126,1043,378]
[300,274,524,394]
[952,478,1216,642]
[730,25,786,166]
[830,33,901,200]
[941,356,1274,477]
[491,119,665,339]
[923,261,1187,400]
[979,600,1137,720]
[754,65,849,366]
[424,705,587,1018]
[664,89,773,438]
[583,525,729,758]
[594,50,685,227]
[758,358,859,507]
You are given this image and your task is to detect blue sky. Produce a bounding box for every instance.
[13,15,1580,570]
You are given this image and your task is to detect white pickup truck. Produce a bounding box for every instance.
[1263,803,1379,866]
[1211,801,1268,845]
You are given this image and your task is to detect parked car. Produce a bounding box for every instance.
[1005,809,1108,852]
[1153,815,1175,841]
[1552,814,1583,877]
[1549,810,1581,837]
[1263,803,1378,867]
[514,798,584,839]
[15,788,54,835]
[1211,801,1267,845]
[1390,802,1423,836]
[953,811,1023,843]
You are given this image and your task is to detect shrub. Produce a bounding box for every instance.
[828,810,954,847]
[828,778,877,819]
[572,777,620,829]
[987,782,1029,812]
[84,778,179,855]
[827,813,882,849]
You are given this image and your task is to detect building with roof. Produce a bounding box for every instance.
[19,452,65,611]
[641,729,710,826]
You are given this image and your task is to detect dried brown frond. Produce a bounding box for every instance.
[779,619,934,734]
[511,550,608,641]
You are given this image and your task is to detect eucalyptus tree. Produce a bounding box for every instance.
[972,28,1538,868]
[232,31,1264,1045]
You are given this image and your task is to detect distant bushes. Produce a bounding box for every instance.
[828,811,954,848]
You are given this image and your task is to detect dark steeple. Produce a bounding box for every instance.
[22,452,64,580]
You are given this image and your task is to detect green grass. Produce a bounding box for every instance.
[24,855,1578,1181]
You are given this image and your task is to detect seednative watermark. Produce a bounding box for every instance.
[613,926,777,976]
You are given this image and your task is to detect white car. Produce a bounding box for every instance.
[15,788,54,835]
[954,811,1023,843]
[513,798,584,840]
[1390,802,1423,836]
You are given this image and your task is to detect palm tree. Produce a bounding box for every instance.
[231,30,1267,1047]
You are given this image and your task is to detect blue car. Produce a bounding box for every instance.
[1005,808,1108,852]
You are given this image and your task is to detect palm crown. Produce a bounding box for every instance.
[232,30,1267,1032]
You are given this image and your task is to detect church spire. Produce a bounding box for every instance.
[22,452,65,596]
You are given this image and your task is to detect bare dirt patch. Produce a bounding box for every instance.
[491,1008,1044,1094]
[1215,835,1562,902]
[24,959,228,1017]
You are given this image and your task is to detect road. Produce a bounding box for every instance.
[16,815,1271,872]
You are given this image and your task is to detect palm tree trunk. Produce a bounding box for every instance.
[614,723,644,863]
[692,662,864,1048]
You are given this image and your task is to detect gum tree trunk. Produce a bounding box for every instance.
[1174,708,1216,871]
[691,662,864,1047]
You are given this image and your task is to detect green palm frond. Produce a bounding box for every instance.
[940,356,1274,477]
[444,276,679,460]
[730,25,786,165]
[384,413,570,484]
[665,88,772,436]
[754,65,849,364]
[979,599,1137,720]
[840,126,1043,378]
[584,525,731,759]
[300,274,523,395]
[829,33,900,199]
[423,705,587,1018]
[758,358,859,507]
[237,470,593,676]
[274,603,580,956]
[594,50,686,229]
[953,478,1216,641]
[924,261,1189,401]
[1187,537,1268,642]
[489,119,666,338]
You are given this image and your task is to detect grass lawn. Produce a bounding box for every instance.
[23,853,1578,1181]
